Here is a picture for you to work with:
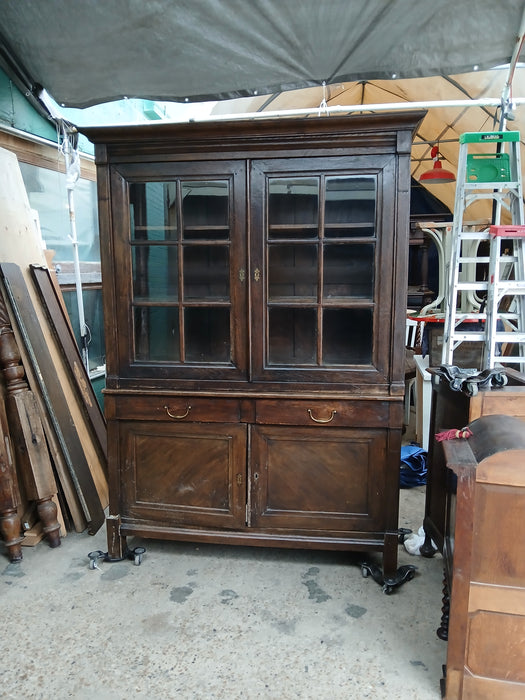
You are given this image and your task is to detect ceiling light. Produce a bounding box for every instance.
[419,145,456,183]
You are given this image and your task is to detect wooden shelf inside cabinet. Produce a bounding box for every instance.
[80,112,425,574]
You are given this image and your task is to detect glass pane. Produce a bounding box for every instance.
[130,182,178,241]
[268,178,319,239]
[185,308,231,362]
[183,246,230,301]
[323,309,373,364]
[134,306,180,362]
[19,162,100,262]
[323,244,374,299]
[268,245,318,300]
[132,245,179,302]
[268,308,317,365]
[182,181,229,240]
[325,177,376,238]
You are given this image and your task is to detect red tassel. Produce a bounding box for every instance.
[435,427,473,442]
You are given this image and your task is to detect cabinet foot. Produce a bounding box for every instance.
[360,561,417,594]
[420,531,438,558]
[87,546,146,570]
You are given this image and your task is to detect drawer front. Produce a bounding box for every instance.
[255,399,392,428]
[109,395,241,423]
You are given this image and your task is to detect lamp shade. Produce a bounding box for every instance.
[419,146,456,183]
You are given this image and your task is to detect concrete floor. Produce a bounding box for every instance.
[1,419,446,700]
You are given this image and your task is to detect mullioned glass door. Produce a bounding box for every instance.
[250,156,396,385]
[111,161,247,380]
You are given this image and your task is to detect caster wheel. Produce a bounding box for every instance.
[465,382,478,397]
[133,546,146,566]
[87,550,104,570]
[382,584,393,595]
[493,373,508,387]
[361,565,369,578]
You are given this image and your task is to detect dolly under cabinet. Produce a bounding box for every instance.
[82,112,424,575]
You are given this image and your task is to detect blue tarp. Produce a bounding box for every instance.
[400,443,427,488]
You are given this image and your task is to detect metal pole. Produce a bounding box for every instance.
[59,122,89,371]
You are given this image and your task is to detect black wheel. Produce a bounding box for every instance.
[493,373,508,387]
[361,565,369,578]
[382,584,393,595]
[464,382,478,397]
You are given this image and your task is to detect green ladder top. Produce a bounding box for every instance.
[460,131,520,144]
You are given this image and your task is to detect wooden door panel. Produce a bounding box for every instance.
[250,425,387,531]
[120,421,247,528]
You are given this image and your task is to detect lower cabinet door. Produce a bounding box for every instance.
[250,425,388,532]
[119,420,248,529]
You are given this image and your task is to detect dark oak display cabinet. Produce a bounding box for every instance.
[82,113,424,575]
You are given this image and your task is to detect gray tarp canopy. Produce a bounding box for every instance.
[3,0,525,217]
[1,0,525,108]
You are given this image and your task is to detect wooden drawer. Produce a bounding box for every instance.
[255,399,391,428]
[108,395,241,423]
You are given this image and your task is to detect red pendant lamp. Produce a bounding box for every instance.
[419,145,456,183]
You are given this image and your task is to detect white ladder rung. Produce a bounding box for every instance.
[458,256,490,264]
[493,332,525,342]
[458,231,490,240]
[465,181,521,190]
[496,356,525,363]
[453,313,487,322]
[493,281,525,294]
[455,282,489,291]
[451,332,486,342]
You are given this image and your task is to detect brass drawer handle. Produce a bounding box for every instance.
[164,405,192,420]
[307,408,337,424]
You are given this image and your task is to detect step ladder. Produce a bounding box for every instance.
[442,130,525,371]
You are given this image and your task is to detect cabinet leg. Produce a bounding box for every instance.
[383,531,399,577]
[437,568,450,641]
[106,515,126,560]
[420,530,438,558]
[87,516,145,570]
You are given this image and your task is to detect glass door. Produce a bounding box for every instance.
[250,156,395,385]
[111,161,247,380]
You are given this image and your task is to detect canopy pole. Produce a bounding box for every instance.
[499,5,525,129]
[37,90,91,372]
[58,121,90,372]
[195,97,525,124]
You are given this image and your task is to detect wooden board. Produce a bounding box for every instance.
[0,262,105,534]
[30,264,107,460]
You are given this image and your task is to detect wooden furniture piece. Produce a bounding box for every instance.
[82,112,424,575]
[0,285,61,549]
[423,369,525,561]
[0,385,23,562]
[440,414,525,700]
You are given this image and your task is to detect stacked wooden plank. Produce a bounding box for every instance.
[0,146,108,557]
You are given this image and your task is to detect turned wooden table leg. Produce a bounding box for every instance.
[0,287,61,549]
[0,379,23,561]
[0,507,23,561]
[35,497,61,548]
